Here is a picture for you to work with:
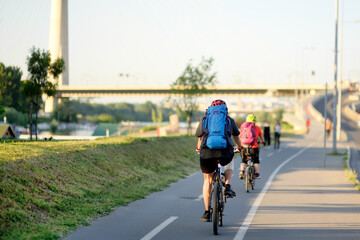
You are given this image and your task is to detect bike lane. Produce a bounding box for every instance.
[240,120,360,240]
[62,138,299,240]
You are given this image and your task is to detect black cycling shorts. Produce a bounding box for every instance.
[240,148,260,164]
[200,156,232,173]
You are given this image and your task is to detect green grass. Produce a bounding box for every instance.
[140,125,158,132]
[328,151,345,156]
[0,136,199,239]
[343,151,360,191]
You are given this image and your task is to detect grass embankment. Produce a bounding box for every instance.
[0,136,198,239]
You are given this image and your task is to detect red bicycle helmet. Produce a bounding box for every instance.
[211,99,227,106]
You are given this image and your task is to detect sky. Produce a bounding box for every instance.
[0,0,360,97]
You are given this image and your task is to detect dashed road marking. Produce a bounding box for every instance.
[140,216,178,240]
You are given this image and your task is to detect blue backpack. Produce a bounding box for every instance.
[202,105,231,149]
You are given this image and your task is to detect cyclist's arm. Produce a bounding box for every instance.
[195,121,203,137]
[255,126,264,144]
[259,134,265,144]
[233,135,241,150]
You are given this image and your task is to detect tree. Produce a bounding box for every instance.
[23,47,65,140]
[54,100,77,123]
[0,62,11,106]
[151,107,163,123]
[0,105,5,116]
[170,57,217,135]
[0,62,30,113]
[0,107,28,127]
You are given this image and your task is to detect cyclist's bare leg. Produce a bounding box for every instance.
[224,169,233,185]
[254,163,260,173]
[240,162,246,172]
[203,172,214,211]
[224,160,234,184]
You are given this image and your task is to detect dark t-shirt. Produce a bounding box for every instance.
[195,117,240,159]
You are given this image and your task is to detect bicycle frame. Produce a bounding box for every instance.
[242,146,255,193]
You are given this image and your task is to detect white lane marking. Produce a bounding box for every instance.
[233,143,315,240]
[140,216,178,240]
[266,152,274,157]
[195,194,203,201]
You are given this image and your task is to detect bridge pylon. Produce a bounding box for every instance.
[45,0,69,113]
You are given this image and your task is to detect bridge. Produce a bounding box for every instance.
[56,84,325,98]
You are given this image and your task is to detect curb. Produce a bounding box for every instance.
[347,146,351,171]
[346,146,360,185]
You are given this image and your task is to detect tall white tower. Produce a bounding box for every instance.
[49,0,69,86]
[45,0,69,113]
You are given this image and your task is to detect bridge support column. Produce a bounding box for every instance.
[44,96,60,114]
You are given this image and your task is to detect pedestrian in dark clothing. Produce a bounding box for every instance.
[263,120,271,146]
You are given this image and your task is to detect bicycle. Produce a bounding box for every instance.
[210,162,226,235]
[241,146,255,193]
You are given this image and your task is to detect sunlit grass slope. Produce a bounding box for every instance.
[0,136,198,239]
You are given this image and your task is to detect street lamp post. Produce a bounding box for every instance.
[332,0,339,153]
[336,0,344,141]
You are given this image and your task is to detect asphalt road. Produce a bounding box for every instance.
[312,91,360,177]
[63,118,360,239]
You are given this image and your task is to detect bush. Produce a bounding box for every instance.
[50,119,59,133]
[141,125,158,132]
[0,107,28,127]
[86,114,115,123]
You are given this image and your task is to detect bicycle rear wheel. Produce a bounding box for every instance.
[212,183,220,235]
[245,167,250,193]
[219,185,224,227]
[250,166,255,190]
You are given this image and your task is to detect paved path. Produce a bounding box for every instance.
[64,117,360,240]
[244,119,360,239]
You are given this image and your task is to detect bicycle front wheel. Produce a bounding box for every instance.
[212,183,220,235]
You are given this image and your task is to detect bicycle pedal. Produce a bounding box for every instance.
[226,193,236,198]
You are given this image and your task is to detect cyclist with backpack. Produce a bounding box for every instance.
[195,99,242,222]
[239,114,264,179]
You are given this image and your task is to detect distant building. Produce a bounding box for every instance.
[0,124,16,139]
